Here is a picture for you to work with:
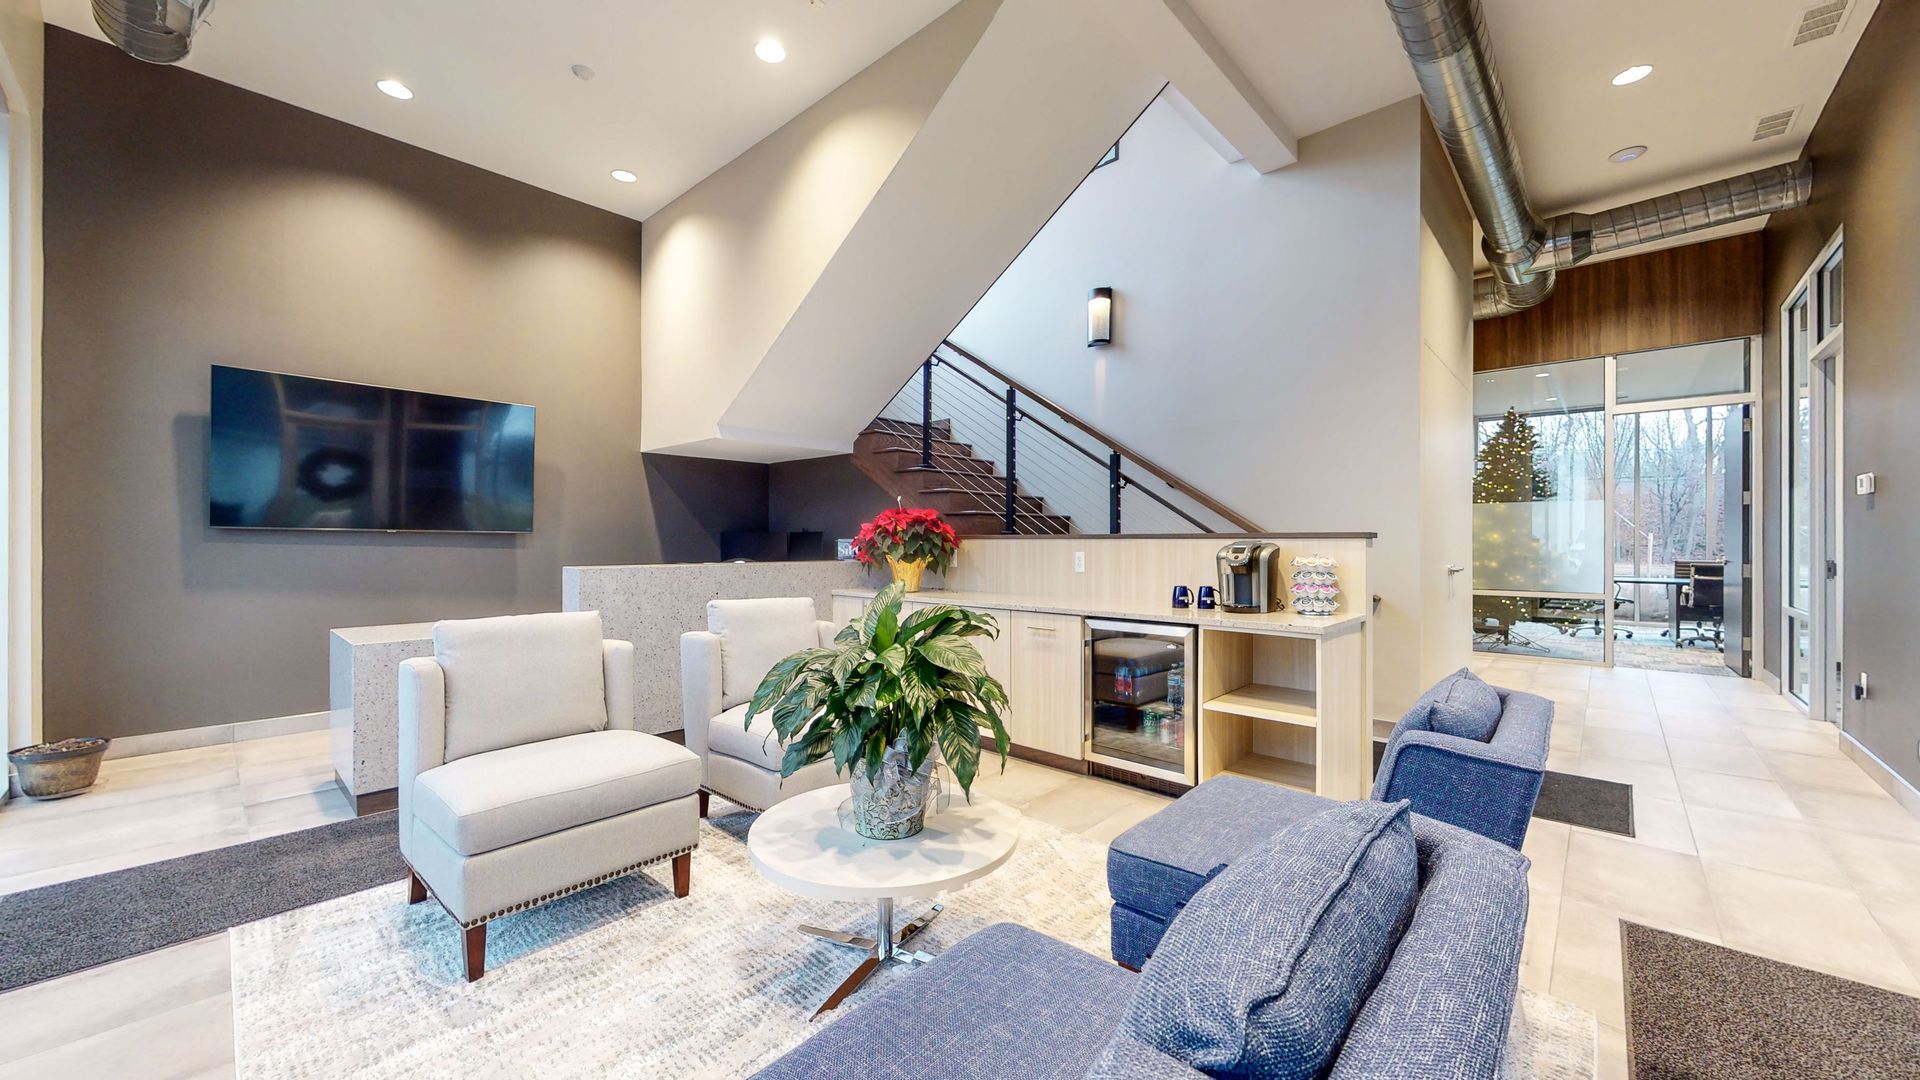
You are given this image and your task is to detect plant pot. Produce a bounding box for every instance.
[8,737,111,800]
[886,556,927,593]
[847,740,940,840]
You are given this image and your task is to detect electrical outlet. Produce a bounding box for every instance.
[1074,550,1086,573]
[1856,472,1876,495]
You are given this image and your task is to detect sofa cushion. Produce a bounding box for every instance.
[707,701,791,772]
[435,611,609,762]
[1425,668,1502,742]
[1118,799,1420,1079]
[1108,776,1333,923]
[708,598,821,709]
[414,729,699,855]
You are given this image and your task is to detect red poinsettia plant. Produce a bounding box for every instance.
[853,507,961,574]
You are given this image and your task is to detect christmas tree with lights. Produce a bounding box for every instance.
[1474,408,1555,504]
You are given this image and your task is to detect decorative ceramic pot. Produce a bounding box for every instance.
[8,737,111,800]
[847,739,939,840]
[886,556,927,593]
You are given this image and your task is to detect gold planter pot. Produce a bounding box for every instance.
[886,557,927,593]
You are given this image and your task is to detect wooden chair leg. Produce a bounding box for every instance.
[406,869,427,905]
[697,790,710,818]
[463,923,487,982]
[673,851,692,898]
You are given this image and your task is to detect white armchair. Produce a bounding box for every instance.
[680,597,845,815]
[399,610,700,981]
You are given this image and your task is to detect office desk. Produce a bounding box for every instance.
[1617,576,1688,639]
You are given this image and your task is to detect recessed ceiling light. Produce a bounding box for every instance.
[754,38,786,64]
[610,169,638,184]
[1611,64,1653,87]
[1609,145,1649,163]
[1534,372,1551,378]
[1545,396,1559,402]
[376,78,414,100]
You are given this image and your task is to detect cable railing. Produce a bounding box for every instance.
[875,341,1261,535]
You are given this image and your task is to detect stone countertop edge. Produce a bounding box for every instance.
[832,588,1367,637]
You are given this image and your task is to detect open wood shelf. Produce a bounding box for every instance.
[1218,752,1316,792]
[1203,684,1317,727]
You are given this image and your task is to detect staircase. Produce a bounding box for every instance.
[854,418,1075,535]
[852,342,1262,536]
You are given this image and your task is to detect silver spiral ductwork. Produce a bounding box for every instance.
[1388,0,1814,320]
[93,0,216,64]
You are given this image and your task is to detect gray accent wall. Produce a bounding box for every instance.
[40,28,763,740]
[1762,0,1920,791]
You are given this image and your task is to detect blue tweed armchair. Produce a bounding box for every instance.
[755,809,1531,1079]
[1372,671,1553,850]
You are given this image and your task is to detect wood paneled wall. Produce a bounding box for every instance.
[1473,232,1764,370]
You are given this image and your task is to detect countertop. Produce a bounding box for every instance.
[329,621,435,645]
[833,588,1367,637]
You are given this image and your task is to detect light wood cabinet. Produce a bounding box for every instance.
[1008,611,1085,760]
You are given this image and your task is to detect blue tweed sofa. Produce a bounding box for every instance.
[755,800,1530,1079]
[1373,669,1553,851]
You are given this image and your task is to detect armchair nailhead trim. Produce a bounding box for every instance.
[452,843,699,929]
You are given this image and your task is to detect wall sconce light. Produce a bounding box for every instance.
[1087,287,1113,348]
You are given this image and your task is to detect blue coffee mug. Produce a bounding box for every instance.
[1197,585,1217,610]
[1172,585,1193,609]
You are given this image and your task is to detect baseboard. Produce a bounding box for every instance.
[1839,733,1920,823]
[101,710,331,760]
[1754,667,1782,692]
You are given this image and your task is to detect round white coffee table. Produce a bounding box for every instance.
[747,784,1020,1016]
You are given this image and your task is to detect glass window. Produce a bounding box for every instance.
[1472,357,1607,595]
[1472,594,1608,662]
[1612,405,1735,626]
[1787,294,1813,614]
[1818,246,1844,340]
[1614,339,1749,405]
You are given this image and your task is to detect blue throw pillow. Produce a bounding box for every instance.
[1426,668,1502,742]
[1109,800,1420,1079]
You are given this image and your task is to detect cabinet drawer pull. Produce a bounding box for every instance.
[1025,625,1057,633]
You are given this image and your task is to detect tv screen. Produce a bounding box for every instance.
[208,365,535,532]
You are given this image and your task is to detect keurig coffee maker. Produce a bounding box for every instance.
[1216,541,1282,613]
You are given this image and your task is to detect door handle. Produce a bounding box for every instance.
[1446,564,1466,575]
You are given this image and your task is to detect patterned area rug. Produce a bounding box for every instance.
[229,801,1595,1078]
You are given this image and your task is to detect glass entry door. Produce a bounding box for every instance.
[1782,232,1844,720]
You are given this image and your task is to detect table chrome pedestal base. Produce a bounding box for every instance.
[798,899,944,1018]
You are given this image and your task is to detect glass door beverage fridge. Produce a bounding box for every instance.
[1084,619,1196,788]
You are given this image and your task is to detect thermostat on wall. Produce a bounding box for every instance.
[1856,472,1876,496]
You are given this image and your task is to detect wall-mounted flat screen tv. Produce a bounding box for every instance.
[208,365,535,532]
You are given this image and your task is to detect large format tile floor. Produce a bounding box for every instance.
[4,660,1917,1079]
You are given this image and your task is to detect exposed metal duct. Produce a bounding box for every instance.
[1476,160,1814,318]
[1387,0,1813,320]
[93,0,215,64]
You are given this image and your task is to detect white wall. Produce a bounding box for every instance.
[0,0,41,770]
[640,0,1000,460]
[951,96,1470,716]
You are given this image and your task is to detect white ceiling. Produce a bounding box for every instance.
[43,0,960,221]
[1187,0,1876,263]
[44,0,1876,241]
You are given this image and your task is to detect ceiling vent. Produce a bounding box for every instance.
[1753,107,1799,141]
[92,0,215,64]
[1791,0,1849,46]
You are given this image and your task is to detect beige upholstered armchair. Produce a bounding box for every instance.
[679,597,844,815]
[399,611,701,981]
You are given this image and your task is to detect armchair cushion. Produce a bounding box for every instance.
[1422,668,1502,742]
[1118,799,1419,1079]
[708,598,821,709]
[435,611,609,762]
[707,702,788,772]
[413,729,699,856]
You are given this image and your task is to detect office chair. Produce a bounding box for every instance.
[1676,567,1726,650]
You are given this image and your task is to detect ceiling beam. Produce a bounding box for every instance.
[1103,0,1298,172]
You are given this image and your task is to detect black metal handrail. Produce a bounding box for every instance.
[887,343,1254,535]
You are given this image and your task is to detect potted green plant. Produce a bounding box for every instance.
[852,507,960,593]
[749,582,1010,839]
